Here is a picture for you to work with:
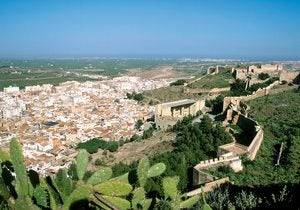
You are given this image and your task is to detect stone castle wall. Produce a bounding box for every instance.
[222,81,279,112]
[193,153,242,186]
[247,129,264,160]
[207,66,228,74]
[187,177,230,196]
[184,87,230,95]
[155,99,205,130]
[279,70,300,83]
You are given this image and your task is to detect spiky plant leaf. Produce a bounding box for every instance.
[0,149,10,162]
[102,196,131,210]
[63,184,92,210]
[9,138,31,198]
[201,191,212,210]
[47,176,63,206]
[147,163,166,178]
[45,184,58,210]
[54,168,73,202]
[87,167,112,185]
[137,158,150,187]
[92,196,111,210]
[76,149,89,180]
[111,172,129,183]
[33,185,49,208]
[12,197,39,210]
[162,176,179,200]
[201,203,213,210]
[132,187,146,209]
[94,180,132,197]
[43,178,60,210]
[142,199,152,210]
[179,195,199,209]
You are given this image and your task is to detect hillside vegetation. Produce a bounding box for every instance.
[187,71,233,89]
[215,89,300,185]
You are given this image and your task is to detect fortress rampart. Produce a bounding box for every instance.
[222,80,279,112]
[184,87,230,95]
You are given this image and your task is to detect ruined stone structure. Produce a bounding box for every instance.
[279,70,300,83]
[207,66,227,74]
[192,89,268,190]
[222,80,280,112]
[155,99,205,130]
[222,107,264,161]
[193,152,242,186]
[187,177,230,197]
[233,64,283,81]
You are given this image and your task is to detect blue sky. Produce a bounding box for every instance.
[0,0,300,59]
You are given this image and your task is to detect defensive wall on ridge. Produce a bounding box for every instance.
[191,82,270,193]
[222,80,280,112]
[186,65,299,197]
[184,87,230,95]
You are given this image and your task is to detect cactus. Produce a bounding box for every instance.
[12,197,39,210]
[33,184,49,208]
[200,189,212,210]
[102,195,131,210]
[161,176,199,209]
[43,179,59,210]
[132,187,145,209]
[111,172,129,183]
[54,168,74,202]
[163,176,179,200]
[132,187,152,210]
[147,162,166,178]
[63,184,92,210]
[94,180,132,197]
[137,157,166,187]
[179,195,199,209]
[76,149,89,180]
[1,139,206,210]
[137,157,150,187]
[9,138,32,198]
[87,167,112,185]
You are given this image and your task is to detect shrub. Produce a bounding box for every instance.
[170,79,186,86]
[258,73,270,80]
[135,119,143,130]
[130,134,140,142]
[207,95,224,114]
[77,138,119,153]
[127,91,144,102]
[142,125,155,139]
[230,79,250,96]
[94,158,105,166]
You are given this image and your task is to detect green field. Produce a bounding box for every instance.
[0,69,99,90]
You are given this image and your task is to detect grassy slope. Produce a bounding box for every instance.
[221,90,300,185]
[187,71,233,89]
